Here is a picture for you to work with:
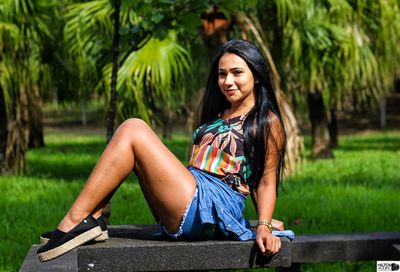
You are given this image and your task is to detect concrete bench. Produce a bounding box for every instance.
[20,224,400,272]
[281,231,400,272]
[20,223,291,272]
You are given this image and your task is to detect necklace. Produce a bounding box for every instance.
[223,107,253,121]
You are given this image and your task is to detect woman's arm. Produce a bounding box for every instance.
[254,168,281,255]
[251,192,284,231]
[254,115,284,255]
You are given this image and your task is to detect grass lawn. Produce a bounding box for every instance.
[1,128,399,272]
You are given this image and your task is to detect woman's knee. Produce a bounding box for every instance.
[120,118,148,129]
[117,118,152,143]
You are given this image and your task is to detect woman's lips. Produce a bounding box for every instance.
[224,89,237,95]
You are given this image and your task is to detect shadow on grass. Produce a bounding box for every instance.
[339,135,400,151]
[26,159,97,181]
[33,141,106,155]
[302,132,400,152]
[288,169,398,190]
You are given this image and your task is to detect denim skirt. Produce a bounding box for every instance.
[159,166,255,241]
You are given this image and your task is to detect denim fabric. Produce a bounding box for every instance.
[272,230,295,241]
[160,166,255,241]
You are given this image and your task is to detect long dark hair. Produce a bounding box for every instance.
[199,39,286,192]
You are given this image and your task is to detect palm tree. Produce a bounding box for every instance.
[265,0,400,158]
[0,0,59,173]
[274,0,347,158]
[63,0,193,134]
[321,1,400,146]
[0,85,7,165]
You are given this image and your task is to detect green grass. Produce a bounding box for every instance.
[273,136,399,233]
[1,129,399,272]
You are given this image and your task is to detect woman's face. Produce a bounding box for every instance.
[218,53,255,108]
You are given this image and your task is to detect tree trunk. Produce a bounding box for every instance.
[161,108,173,139]
[307,91,333,159]
[103,0,121,224]
[379,97,386,128]
[80,100,87,127]
[28,85,45,148]
[5,120,27,173]
[106,0,121,144]
[328,106,338,148]
[0,86,7,170]
[3,88,30,173]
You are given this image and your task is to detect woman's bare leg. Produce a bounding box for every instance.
[57,118,196,233]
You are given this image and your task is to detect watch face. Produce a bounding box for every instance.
[258,220,272,231]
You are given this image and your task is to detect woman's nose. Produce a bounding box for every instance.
[224,73,234,86]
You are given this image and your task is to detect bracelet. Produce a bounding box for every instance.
[258,220,272,233]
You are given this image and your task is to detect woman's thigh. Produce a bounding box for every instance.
[120,119,196,232]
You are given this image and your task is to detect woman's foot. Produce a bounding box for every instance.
[39,216,109,245]
[37,215,102,262]
[94,216,109,241]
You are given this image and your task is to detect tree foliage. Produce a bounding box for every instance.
[63,0,198,124]
[0,0,62,172]
[2,0,400,172]
[254,0,400,158]
[274,0,400,110]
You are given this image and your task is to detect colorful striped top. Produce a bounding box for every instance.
[188,114,252,196]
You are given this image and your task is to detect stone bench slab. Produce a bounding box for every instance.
[20,224,291,272]
[20,224,400,272]
[20,245,77,272]
[291,232,400,263]
[78,224,291,271]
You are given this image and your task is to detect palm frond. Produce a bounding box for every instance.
[64,0,113,55]
[103,30,192,121]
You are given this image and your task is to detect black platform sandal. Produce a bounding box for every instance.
[37,215,102,262]
[40,215,108,244]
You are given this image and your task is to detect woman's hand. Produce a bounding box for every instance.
[271,218,284,231]
[256,226,281,255]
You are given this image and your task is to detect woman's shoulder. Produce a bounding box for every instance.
[265,110,279,121]
[265,111,283,129]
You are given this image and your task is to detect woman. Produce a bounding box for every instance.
[37,39,286,262]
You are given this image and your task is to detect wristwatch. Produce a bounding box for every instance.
[258,220,272,233]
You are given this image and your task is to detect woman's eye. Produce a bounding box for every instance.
[234,71,242,76]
